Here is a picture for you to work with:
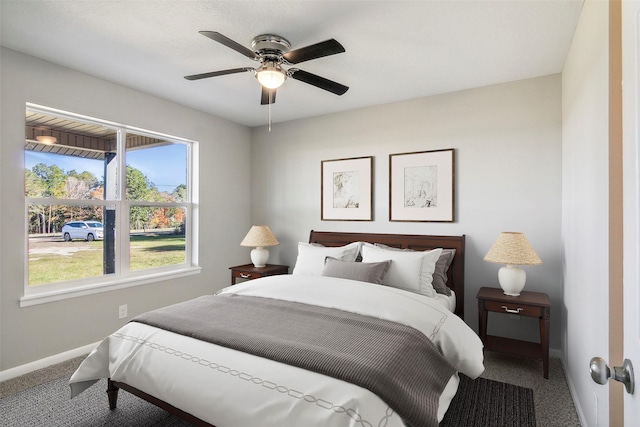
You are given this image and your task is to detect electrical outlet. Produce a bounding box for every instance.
[119,304,128,319]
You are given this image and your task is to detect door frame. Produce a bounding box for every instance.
[622,0,640,424]
[609,1,624,425]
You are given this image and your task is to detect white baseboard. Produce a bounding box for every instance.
[0,342,99,382]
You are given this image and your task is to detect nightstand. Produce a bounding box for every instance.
[477,286,551,378]
[229,264,289,285]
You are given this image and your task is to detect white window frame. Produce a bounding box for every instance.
[21,104,200,307]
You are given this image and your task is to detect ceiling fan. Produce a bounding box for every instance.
[184,31,349,105]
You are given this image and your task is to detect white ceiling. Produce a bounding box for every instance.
[1,0,583,128]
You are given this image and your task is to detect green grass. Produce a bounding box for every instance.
[28,245,104,285]
[28,234,186,286]
[129,234,186,271]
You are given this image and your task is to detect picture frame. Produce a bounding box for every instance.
[389,149,455,222]
[321,156,373,221]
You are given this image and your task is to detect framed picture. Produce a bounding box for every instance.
[389,149,455,222]
[321,156,373,221]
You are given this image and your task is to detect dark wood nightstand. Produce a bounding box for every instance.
[229,264,289,285]
[477,286,551,378]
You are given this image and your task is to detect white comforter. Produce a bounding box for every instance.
[70,275,484,427]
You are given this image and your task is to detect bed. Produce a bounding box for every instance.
[70,231,483,427]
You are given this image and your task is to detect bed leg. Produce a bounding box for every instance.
[107,379,119,409]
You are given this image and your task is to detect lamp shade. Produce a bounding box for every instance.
[240,226,279,247]
[484,232,542,266]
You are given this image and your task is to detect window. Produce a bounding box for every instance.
[23,104,199,306]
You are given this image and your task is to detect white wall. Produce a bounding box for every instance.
[0,48,252,370]
[251,75,563,349]
[562,1,610,426]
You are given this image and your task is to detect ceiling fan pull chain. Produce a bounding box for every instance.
[268,93,273,131]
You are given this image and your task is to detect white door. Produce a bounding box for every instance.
[623,1,640,423]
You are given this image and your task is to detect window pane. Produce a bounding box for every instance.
[27,204,115,286]
[129,207,186,271]
[126,135,187,202]
[25,110,119,200]
[24,153,107,200]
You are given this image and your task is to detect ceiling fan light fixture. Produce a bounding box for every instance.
[36,135,57,145]
[255,62,286,89]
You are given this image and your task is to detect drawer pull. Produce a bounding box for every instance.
[501,306,523,314]
[240,273,252,279]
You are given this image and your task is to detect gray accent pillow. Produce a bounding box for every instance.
[321,257,391,285]
[432,249,455,296]
[374,243,455,296]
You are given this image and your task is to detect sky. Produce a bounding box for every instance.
[25,144,187,193]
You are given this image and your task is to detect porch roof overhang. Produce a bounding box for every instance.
[25,110,168,159]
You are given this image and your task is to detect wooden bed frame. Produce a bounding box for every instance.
[106,231,466,426]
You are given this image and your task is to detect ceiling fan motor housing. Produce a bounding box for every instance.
[251,34,291,58]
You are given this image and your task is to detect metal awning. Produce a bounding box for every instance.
[25,110,168,160]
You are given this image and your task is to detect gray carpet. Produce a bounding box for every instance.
[0,376,191,427]
[481,352,581,426]
[0,371,535,427]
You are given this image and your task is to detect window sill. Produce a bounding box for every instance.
[20,266,202,307]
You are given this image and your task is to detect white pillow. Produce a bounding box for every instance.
[360,243,442,297]
[292,242,362,276]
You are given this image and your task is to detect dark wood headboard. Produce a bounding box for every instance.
[309,230,466,319]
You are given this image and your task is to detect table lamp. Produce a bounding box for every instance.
[240,225,279,267]
[484,232,542,296]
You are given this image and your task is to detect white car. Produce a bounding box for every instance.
[62,221,104,242]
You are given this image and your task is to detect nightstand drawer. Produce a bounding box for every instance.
[483,300,543,317]
[229,264,289,285]
[232,270,260,281]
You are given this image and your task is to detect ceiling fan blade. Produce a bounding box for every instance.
[283,39,345,64]
[289,69,349,95]
[260,87,277,105]
[199,31,257,60]
[184,67,253,80]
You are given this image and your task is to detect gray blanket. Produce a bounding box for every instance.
[132,293,456,427]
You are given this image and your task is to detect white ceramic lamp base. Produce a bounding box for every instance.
[498,265,526,296]
[250,247,270,268]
